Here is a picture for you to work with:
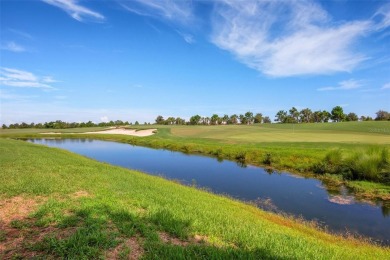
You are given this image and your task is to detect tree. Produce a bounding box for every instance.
[155,115,165,124]
[165,117,175,125]
[322,110,331,122]
[222,114,229,125]
[375,110,390,121]
[86,121,94,127]
[115,120,124,125]
[289,107,299,123]
[299,108,312,123]
[210,114,219,125]
[175,117,185,125]
[360,115,373,121]
[263,116,271,123]
[331,106,345,122]
[134,121,139,125]
[312,111,322,123]
[346,112,358,121]
[239,114,247,125]
[229,114,238,124]
[244,111,254,124]
[254,113,263,123]
[2,124,7,129]
[275,110,287,123]
[189,115,201,125]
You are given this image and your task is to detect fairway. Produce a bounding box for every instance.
[169,122,390,144]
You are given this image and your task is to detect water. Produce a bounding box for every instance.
[29,138,390,245]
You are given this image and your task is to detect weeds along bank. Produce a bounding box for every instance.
[1,138,389,259]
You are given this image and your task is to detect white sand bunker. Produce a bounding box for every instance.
[83,128,157,137]
[40,128,157,137]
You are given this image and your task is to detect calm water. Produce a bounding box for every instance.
[29,138,390,245]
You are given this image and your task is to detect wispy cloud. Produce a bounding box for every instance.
[374,3,390,30]
[1,41,26,52]
[42,0,105,22]
[211,0,371,77]
[8,29,33,40]
[382,82,390,90]
[176,30,195,44]
[0,90,38,101]
[317,79,363,91]
[119,0,193,24]
[0,68,57,89]
[42,76,59,83]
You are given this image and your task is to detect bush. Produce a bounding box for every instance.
[263,153,272,165]
[235,152,246,163]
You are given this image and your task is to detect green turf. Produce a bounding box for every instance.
[1,121,390,200]
[1,138,389,259]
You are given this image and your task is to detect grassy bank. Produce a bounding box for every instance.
[1,121,390,201]
[1,138,389,259]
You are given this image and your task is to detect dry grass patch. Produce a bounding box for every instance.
[105,236,144,260]
[158,231,209,247]
[0,196,43,225]
[71,190,91,199]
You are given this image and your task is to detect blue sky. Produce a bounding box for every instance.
[1,0,389,124]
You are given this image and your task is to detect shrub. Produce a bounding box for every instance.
[235,152,246,163]
[263,153,272,165]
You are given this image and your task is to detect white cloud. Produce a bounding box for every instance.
[382,82,390,90]
[317,79,363,91]
[100,116,109,122]
[0,68,57,89]
[42,0,105,22]
[1,41,26,52]
[211,0,371,77]
[120,0,193,24]
[42,76,59,83]
[338,79,363,90]
[176,30,195,44]
[374,3,390,30]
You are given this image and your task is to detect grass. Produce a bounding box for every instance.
[1,121,390,200]
[1,138,389,259]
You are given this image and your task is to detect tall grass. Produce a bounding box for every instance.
[314,147,390,183]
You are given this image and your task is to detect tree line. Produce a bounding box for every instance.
[156,107,390,125]
[2,107,389,129]
[2,120,137,129]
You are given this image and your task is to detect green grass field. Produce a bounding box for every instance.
[1,121,390,200]
[1,138,389,259]
[168,122,390,144]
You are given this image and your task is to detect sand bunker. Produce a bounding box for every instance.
[83,128,156,136]
[40,129,157,137]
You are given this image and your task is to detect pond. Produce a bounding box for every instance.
[29,138,390,245]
